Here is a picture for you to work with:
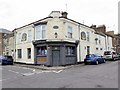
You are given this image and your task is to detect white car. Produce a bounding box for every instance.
[104,51,118,60]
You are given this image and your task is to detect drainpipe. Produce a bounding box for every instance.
[78,24,81,62]
[32,24,36,65]
[2,34,3,55]
[14,29,17,62]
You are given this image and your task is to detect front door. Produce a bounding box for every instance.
[52,50,60,66]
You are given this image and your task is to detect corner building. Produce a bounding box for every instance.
[14,11,111,66]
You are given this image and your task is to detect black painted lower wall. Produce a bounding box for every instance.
[33,40,78,66]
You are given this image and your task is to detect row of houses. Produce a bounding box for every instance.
[1,11,120,66]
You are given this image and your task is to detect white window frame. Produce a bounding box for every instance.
[28,30,32,41]
[67,26,72,38]
[35,25,46,40]
[17,33,21,44]
[86,32,90,42]
[17,49,22,58]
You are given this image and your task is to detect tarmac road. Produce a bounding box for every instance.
[1,60,118,88]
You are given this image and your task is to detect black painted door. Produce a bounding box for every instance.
[52,50,60,66]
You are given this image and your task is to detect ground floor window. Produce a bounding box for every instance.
[17,49,22,58]
[66,46,75,55]
[27,48,31,59]
[37,46,47,56]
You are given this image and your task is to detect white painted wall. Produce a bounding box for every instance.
[94,34,106,56]
[15,25,35,64]
[79,25,96,61]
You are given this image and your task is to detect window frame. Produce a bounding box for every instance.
[28,30,32,41]
[86,32,90,42]
[66,46,75,56]
[35,25,46,40]
[81,31,86,40]
[27,48,31,59]
[37,46,47,56]
[17,49,22,59]
[67,26,73,38]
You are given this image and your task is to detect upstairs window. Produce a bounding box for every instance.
[42,25,46,38]
[28,30,32,41]
[86,32,90,41]
[17,33,21,43]
[35,25,46,40]
[21,33,27,42]
[81,32,86,40]
[67,26,73,38]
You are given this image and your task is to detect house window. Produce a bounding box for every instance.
[95,38,98,44]
[37,46,47,56]
[18,33,21,43]
[42,25,46,38]
[35,25,46,40]
[86,32,90,41]
[99,36,101,44]
[66,46,75,55]
[81,32,86,40]
[17,49,22,58]
[21,33,27,41]
[99,40,101,44]
[67,26,72,38]
[27,48,31,59]
[28,30,32,41]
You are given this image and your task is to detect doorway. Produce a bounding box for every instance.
[52,47,60,66]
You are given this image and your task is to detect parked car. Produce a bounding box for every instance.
[103,51,119,61]
[84,54,105,65]
[0,55,13,65]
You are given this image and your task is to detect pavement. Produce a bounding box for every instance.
[14,62,84,70]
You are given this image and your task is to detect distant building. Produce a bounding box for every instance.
[91,25,114,52]
[114,34,120,53]
[3,32,14,57]
[0,28,11,55]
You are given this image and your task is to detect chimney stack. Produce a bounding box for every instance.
[90,25,96,29]
[61,12,68,18]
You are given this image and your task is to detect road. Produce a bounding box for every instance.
[1,61,118,88]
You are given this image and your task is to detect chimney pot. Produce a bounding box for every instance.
[61,12,68,18]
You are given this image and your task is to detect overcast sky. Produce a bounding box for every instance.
[0,0,119,33]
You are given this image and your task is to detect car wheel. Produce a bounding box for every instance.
[96,61,99,65]
[84,63,88,65]
[103,59,106,63]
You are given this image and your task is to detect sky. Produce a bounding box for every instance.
[0,0,119,33]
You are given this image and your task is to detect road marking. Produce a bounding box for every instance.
[23,73,34,76]
[8,70,24,75]
[13,66,34,71]
[52,70,63,73]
